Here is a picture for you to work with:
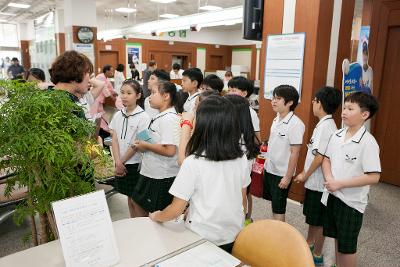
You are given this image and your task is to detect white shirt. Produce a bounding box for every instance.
[170,69,184,79]
[249,107,260,132]
[264,112,305,176]
[144,96,159,118]
[169,154,250,246]
[304,115,337,192]
[321,126,381,213]
[140,107,180,179]
[183,92,200,113]
[109,106,150,164]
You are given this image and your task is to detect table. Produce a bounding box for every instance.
[0,217,204,267]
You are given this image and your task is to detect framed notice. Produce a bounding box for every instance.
[263,33,306,100]
[126,42,142,78]
[52,190,119,267]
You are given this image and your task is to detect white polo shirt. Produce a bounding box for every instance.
[144,96,159,119]
[304,115,337,192]
[109,106,150,164]
[321,126,381,213]
[249,107,260,132]
[264,112,305,176]
[183,92,200,113]
[140,107,180,179]
[169,154,250,246]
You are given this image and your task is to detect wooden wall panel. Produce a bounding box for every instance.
[20,40,30,70]
[55,33,65,56]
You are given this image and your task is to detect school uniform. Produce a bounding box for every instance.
[303,115,337,226]
[249,107,260,132]
[183,92,200,113]
[263,111,305,214]
[109,106,150,197]
[169,154,250,246]
[136,107,180,212]
[144,96,159,119]
[321,125,381,254]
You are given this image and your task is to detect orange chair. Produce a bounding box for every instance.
[232,220,314,267]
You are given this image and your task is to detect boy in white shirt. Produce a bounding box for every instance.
[144,70,170,118]
[321,92,380,267]
[181,68,203,113]
[294,86,342,266]
[264,85,305,222]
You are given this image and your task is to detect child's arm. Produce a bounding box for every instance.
[178,112,194,166]
[321,156,334,180]
[111,131,127,176]
[134,141,176,157]
[279,145,301,189]
[325,173,380,192]
[149,197,188,222]
[294,154,324,183]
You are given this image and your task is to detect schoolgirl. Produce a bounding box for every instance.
[133,81,181,214]
[109,79,150,217]
[150,95,250,253]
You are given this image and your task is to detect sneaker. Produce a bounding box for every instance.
[313,253,324,266]
[244,218,253,226]
[309,243,314,253]
[330,264,337,267]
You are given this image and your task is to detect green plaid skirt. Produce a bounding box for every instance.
[133,175,175,213]
[114,164,140,197]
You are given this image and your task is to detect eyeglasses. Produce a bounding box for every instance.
[312,98,318,104]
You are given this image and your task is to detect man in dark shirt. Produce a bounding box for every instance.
[142,60,157,97]
[7,58,25,79]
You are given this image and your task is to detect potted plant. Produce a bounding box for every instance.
[0,80,109,245]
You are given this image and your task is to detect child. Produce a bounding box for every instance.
[264,85,305,222]
[150,95,250,253]
[228,76,261,222]
[109,80,150,218]
[228,76,261,141]
[133,81,181,214]
[200,74,224,93]
[321,92,380,267]
[144,69,170,118]
[294,86,342,266]
[225,94,259,225]
[181,68,203,113]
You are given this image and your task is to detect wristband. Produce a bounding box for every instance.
[180,120,193,129]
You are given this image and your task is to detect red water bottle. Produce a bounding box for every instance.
[256,142,268,164]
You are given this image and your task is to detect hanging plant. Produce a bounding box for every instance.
[0,80,107,245]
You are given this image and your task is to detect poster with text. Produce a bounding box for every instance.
[126,43,142,78]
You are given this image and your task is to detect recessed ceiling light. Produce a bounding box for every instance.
[160,13,180,19]
[150,0,177,3]
[199,5,223,11]
[0,19,7,22]
[8,2,31,9]
[0,12,17,16]
[115,7,137,13]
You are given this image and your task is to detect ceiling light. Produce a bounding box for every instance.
[115,7,137,13]
[0,12,17,16]
[0,19,7,22]
[150,0,176,3]
[160,13,180,19]
[8,2,30,9]
[199,5,223,11]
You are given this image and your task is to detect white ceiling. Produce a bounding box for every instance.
[0,0,242,25]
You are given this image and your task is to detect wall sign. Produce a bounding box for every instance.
[77,26,94,44]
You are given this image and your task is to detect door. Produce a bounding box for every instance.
[370,1,400,186]
[208,55,224,70]
[99,51,118,72]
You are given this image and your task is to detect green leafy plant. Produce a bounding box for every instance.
[0,80,103,245]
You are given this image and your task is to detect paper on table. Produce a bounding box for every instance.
[52,190,119,267]
[155,241,240,267]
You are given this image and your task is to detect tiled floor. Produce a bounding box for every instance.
[1,182,400,266]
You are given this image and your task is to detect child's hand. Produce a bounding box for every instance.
[149,210,162,222]
[115,161,127,176]
[133,140,147,152]
[294,171,306,183]
[324,178,342,192]
[278,176,291,189]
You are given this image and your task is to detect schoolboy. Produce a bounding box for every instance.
[228,76,260,141]
[294,86,342,266]
[200,74,224,93]
[181,68,203,113]
[321,92,380,267]
[264,85,305,222]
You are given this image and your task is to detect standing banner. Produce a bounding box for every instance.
[126,43,142,79]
